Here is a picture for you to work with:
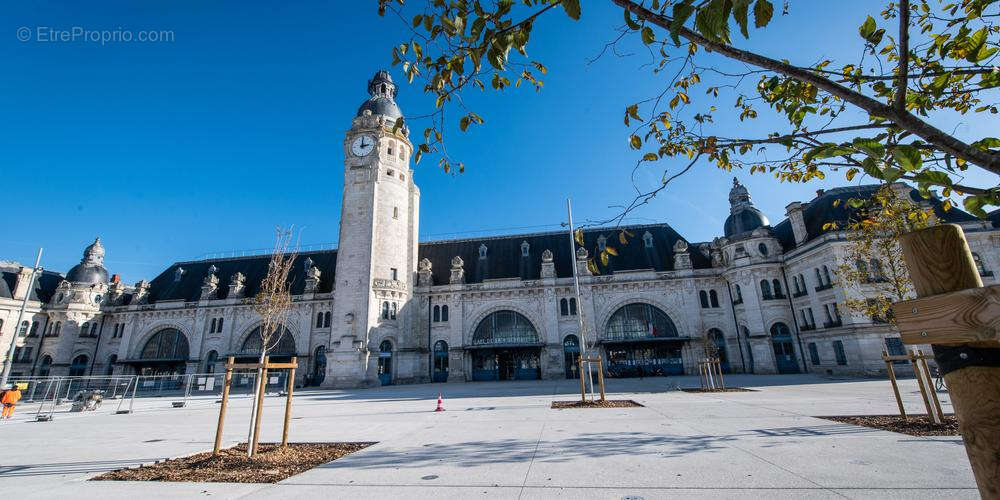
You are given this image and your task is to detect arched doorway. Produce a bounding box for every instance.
[470,311,541,381]
[563,335,580,379]
[603,303,684,377]
[377,340,393,385]
[312,346,327,386]
[38,355,52,377]
[708,328,731,373]
[69,354,89,377]
[770,322,800,374]
[240,326,296,361]
[204,351,218,374]
[433,340,449,382]
[136,328,190,376]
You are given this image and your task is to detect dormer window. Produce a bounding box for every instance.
[597,235,607,252]
[643,231,654,248]
[758,243,769,256]
[520,241,530,257]
[174,267,185,282]
[479,244,488,259]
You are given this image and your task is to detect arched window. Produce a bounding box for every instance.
[772,279,783,297]
[733,284,743,302]
[760,280,772,299]
[770,322,792,338]
[90,322,98,336]
[39,355,53,377]
[391,302,397,320]
[105,354,117,376]
[814,268,822,287]
[973,252,989,276]
[441,305,449,321]
[204,350,218,374]
[822,265,832,285]
[211,318,219,332]
[29,321,38,337]
[377,340,393,383]
[141,329,190,360]
[699,290,709,308]
[316,312,323,328]
[604,303,678,341]
[792,276,800,294]
[382,301,389,319]
[323,312,330,328]
[709,290,720,308]
[799,274,807,290]
[69,354,89,377]
[569,298,577,315]
[81,322,89,335]
[433,305,441,322]
[240,325,295,357]
[218,317,224,331]
[18,320,29,337]
[560,298,569,316]
[54,322,62,336]
[472,311,539,345]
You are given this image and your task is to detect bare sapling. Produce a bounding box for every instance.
[245,226,297,457]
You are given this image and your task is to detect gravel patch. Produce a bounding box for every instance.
[680,388,756,393]
[91,442,375,483]
[551,399,644,409]
[821,415,959,436]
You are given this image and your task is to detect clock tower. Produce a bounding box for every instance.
[326,71,421,387]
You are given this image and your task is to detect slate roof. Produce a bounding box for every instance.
[0,266,64,303]
[146,251,337,303]
[417,223,710,287]
[772,184,980,250]
[989,208,1000,229]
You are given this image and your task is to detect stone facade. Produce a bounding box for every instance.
[3,72,999,386]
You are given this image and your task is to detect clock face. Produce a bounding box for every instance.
[351,135,376,157]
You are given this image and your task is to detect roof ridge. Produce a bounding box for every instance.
[418,222,676,246]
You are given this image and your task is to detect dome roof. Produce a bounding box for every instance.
[67,237,109,284]
[723,178,770,238]
[356,70,403,120]
[66,263,109,285]
[724,207,770,238]
[357,97,402,120]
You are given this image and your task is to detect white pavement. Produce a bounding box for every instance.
[0,374,976,499]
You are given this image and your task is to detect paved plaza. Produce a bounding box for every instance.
[0,374,976,499]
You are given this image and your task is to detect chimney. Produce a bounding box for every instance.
[785,201,808,246]
[815,189,825,198]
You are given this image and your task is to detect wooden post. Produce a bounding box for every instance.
[883,350,907,421]
[896,224,999,498]
[250,355,269,456]
[213,357,235,455]
[917,349,945,423]
[281,357,296,447]
[577,356,586,403]
[909,349,937,422]
[596,357,606,402]
[716,360,726,390]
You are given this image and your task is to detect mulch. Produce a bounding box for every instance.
[680,388,756,393]
[551,399,644,409]
[90,442,375,483]
[822,415,960,436]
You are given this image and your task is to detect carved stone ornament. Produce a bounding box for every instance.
[229,272,246,298]
[450,256,465,284]
[541,249,553,263]
[419,258,432,272]
[673,239,689,253]
[304,264,322,292]
[576,246,589,260]
[451,256,464,269]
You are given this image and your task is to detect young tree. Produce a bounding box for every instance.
[833,185,933,324]
[376,0,999,217]
[245,226,297,457]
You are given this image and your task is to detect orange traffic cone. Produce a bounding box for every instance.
[434,392,445,412]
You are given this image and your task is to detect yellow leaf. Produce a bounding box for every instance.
[619,232,627,245]
[600,251,609,266]
[605,246,618,256]
[574,229,584,246]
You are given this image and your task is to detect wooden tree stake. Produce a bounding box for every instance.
[213,356,235,455]
[897,224,1000,498]
[882,350,907,420]
[250,355,269,456]
[577,356,586,403]
[282,357,296,447]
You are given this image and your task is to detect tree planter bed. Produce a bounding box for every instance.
[551,400,643,409]
[821,415,959,436]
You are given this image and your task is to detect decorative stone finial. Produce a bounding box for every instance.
[541,249,553,263]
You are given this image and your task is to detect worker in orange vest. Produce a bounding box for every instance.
[1,384,22,419]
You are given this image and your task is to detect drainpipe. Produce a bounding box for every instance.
[427,295,432,382]
[723,278,747,373]
[781,268,809,373]
[88,313,107,376]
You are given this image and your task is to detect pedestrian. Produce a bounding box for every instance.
[2,384,22,419]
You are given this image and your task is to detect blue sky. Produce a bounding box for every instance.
[2,1,996,283]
